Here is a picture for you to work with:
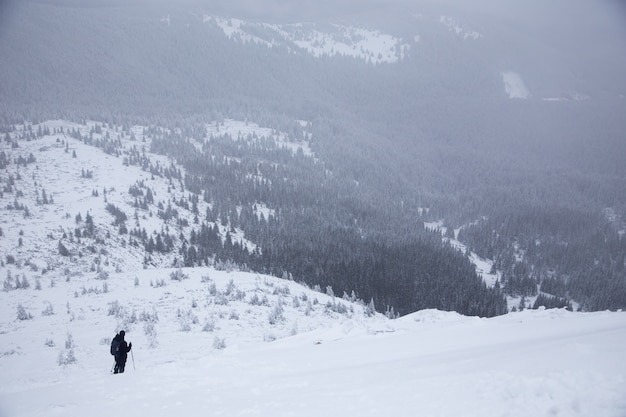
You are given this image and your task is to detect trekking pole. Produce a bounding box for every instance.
[131,346,136,371]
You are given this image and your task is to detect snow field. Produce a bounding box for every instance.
[2,278,625,417]
[2,121,626,417]
[204,16,410,64]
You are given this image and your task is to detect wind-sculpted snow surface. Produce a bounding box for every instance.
[1,278,624,417]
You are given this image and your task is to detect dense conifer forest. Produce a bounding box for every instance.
[1,1,625,313]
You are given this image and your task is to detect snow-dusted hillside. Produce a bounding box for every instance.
[0,266,383,393]
[2,120,626,417]
[1,267,625,417]
[0,119,314,276]
[203,16,411,64]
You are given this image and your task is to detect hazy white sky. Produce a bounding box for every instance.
[9,0,626,23]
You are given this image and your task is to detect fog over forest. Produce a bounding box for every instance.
[1,0,625,314]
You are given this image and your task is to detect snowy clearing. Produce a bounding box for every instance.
[502,71,531,99]
[1,273,625,417]
[203,16,410,64]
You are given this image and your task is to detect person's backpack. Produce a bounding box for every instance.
[110,335,120,356]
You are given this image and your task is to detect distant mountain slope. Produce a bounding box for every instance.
[3,0,624,119]
[0,118,508,317]
[203,16,411,64]
[0,119,310,274]
[1,0,625,314]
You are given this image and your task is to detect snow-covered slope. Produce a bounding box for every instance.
[203,16,411,64]
[0,266,383,392]
[0,119,313,275]
[2,121,626,417]
[1,279,625,417]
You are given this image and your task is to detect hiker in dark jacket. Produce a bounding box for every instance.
[113,330,132,374]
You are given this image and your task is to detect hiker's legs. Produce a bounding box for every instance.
[114,357,122,374]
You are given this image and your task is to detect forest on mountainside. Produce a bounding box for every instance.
[145,124,508,316]
[1,1,625,313]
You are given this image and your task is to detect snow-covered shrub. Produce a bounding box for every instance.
[65,333,74,349]
[134,276,139,286]
[170,268,188,281]
[364,298,376,317]
[121,310,137,328]
[42,302,54,316]
[263,333,277,342]
[325,286,334,298]
[304,301,313,316]
[223,279,246,300]
[96,270,109,280]
[229,310,239,320]
[201,274,211,283]
[177,308,198,332]
[343,291,358,303]
[57,349,76,366]
[139,308,159,323]
[45,338,55,347]
[325,300,349,315]
[144,322,158,348]
[268,302,285,325]
[57,350,75,365]
[292,296,301,308]
[214,292,229,306]
[208,282,217,296]
[273,285,291,296]
[224,279,236,295]
[180,321,191,332]
[108,300,122,316]
[152,278,166,288]
[215,259,237,272]
[58,334,76,366]
[249,293,261,306]
[212,336,226,350]
[35,279,41,290]
[16,274,30,289]
[202,317,216,332]
[17,304,33,320]
[385,306,398,319]
[58,241,70,257]
[231,288,246,301]
[3,270,14,291]
[249,293,270,307]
